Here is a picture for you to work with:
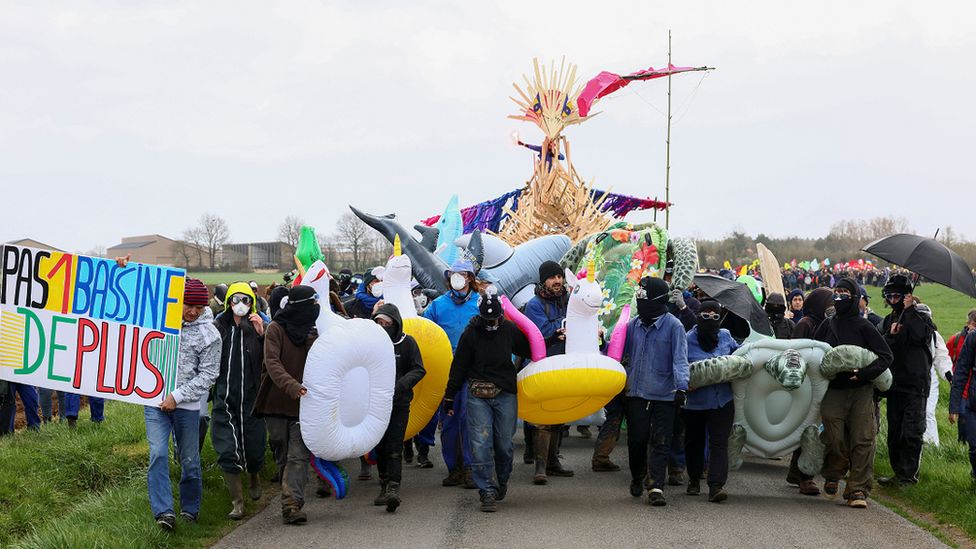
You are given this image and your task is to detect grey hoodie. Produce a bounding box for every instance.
[170,307,221,410]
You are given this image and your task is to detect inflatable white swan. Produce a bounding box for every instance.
[299,261,396,461]
[508,264,628,425]
[374,236,453,439]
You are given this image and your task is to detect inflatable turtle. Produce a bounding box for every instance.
[688,339,890,476]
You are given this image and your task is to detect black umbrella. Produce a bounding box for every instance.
[692,274,773,336]
[863,234,976,298]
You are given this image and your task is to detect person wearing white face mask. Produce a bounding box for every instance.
[212,282,268,520]
[346,268,385,319]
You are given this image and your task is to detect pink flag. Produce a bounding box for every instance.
[577,64,702,117]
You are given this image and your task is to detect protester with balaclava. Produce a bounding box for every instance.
[269,285,290,319]
[254,285,319,525]
[788,289,805,323]
[879,275,935,487]
[346,268,384,319]
[765,292,795,340]
[621,276,689,507]
[337,268,355,297]
[814,277,893,509]
[212,282,267,520]
[423,258,480,488]
[370,303,425,513]
[442,290,532,512]
[684,299,738,503]
[523,261,575,484]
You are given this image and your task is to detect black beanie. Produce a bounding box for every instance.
[539,261,563,283]
[479,292,503,320]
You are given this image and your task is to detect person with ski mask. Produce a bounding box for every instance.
[621,276,689,507]
[878,275,935,487]
[813,277,893,509]
[423,259,481,488]
[684,299,738,503]
[765,292,795,339]
[442,290,532,512]
[212,282,267,520]
[370,303,425,513]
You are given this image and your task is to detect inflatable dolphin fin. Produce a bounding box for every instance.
[467,230,485,273]
[413,224,440,253]
[351,205,449,293]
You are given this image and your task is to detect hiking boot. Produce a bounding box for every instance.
[248,472,262,501]
[374,482,389,506]
[686,479,701,496]
[877,476,899,487]
[708,485,728,503]
[442,469,463,487]
[358,462,372,481]
[417,446,433,468]
[785,471,802,485]
[403,443,414,464]
[497,483,508,501]
[480,492,498,512]
[179,511,197,523]
[576,425,592,439]
[847,491,868,509]
[463,468,477,489]
[629,479,644,497]
[798,479,821,496]
[223,472,245,520]
[546,463,574,477]
[591,459,621,472]
[668,470,685,486]
[648,489,667,507]
[385,482,401,513]
[824,480,839,498]
[155,513,176,531]
[282,507,307,525]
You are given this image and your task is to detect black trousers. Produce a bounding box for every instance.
[377,405,411,484]
[886,392,926,482]
[683,401,734,488]
[625,397,676,490]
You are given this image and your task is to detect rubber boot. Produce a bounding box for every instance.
[532,427,551,485]
[385,481,401,513]
[523,423,535,464]
[417,443,433,468]
[248,472,262,501]
[224,472,245,520]
[546,429,574,477]
[373,481,389,506]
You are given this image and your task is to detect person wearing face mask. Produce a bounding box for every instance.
[337,268,355,297]
[423,259,481,488]
[765,292,795,340]
[878,275,935,487]
[345,268,385,319]
[684,299,739,503]
[211,283,268,520]
[370,303,426,512]
[441,290,532,512]
[621,276,689,507]
[813,277,893,509]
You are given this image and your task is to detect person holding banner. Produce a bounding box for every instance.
[212,282,267,520]
[146,278,221,531]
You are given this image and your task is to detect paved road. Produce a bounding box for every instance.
[214,433,946,549]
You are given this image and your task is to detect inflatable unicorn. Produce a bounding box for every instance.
[373,236,453,439]
[505,262,628,425]
[298,261,396,461]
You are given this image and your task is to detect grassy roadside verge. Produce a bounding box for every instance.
[0,400,276,548]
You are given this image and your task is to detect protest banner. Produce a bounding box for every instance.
[0,245,185,406]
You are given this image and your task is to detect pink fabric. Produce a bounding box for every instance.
[606,305,630,362]
[500,295,546,362]
[577,64,699,117]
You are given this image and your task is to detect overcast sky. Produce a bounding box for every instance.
[2,1,973,253]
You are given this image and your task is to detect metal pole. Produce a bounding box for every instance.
[665,30,672,230]
[653,195,658,223]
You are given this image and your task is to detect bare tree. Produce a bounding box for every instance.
[186,214,229,270]
[333,212,375,272]
[182,228,206,268]
[278,216,305,249]
[171,239,193,268]
[85,245,107,258]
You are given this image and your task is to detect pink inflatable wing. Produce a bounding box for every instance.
[500,295,546,363]
[606,304,631,362]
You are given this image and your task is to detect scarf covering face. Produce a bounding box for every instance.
[696,299,722,352]
[276,286,320,346]
[535,282,567,302]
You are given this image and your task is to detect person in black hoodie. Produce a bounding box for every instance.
[814,277,893,509]
[765,292,795,340]
[878,275,935,486]
[442,290,532,512]
[370,303,426,513]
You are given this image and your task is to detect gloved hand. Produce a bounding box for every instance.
[441,398,455,417]
[674,390,687,407]
[670,289,686,310]
[945,371,953,383]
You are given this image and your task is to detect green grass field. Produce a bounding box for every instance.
[188,272,287,286]
[0,402,277,548]
[863,284,976,541]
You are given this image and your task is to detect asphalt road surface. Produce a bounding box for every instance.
[214,432,946,549]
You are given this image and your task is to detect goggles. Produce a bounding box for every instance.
[699,311,721,321]
[230,295,253,306]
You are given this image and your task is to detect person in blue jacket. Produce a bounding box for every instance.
[422,258,480,488]
[683,299,738,503]
[621,276,689,507]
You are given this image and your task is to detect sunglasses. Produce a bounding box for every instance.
[230,295,253,306]
[699,312,721,321]
[883,292,904,301]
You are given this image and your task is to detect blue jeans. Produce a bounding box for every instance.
[38,389,66,421]
[63,394,105,422]
[9,384,40,430]
[144,407,203,517]
[963,400,976,478]
[466,391,518,497]
[441,383,473,471]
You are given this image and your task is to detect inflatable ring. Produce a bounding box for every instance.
[517,355,626,424]
[401,317,452,439]
[299,261,396,462]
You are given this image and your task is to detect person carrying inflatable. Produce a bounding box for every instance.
[370,303,426,513]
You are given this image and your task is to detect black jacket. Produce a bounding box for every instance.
[792,288,832,339]
[771,316,795,340]
[882,307,935,396]
[445,317,532,399]
[949,331,976,413]
[373,304,426,407]
[814,313,893,391]
[215,311,265,382]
